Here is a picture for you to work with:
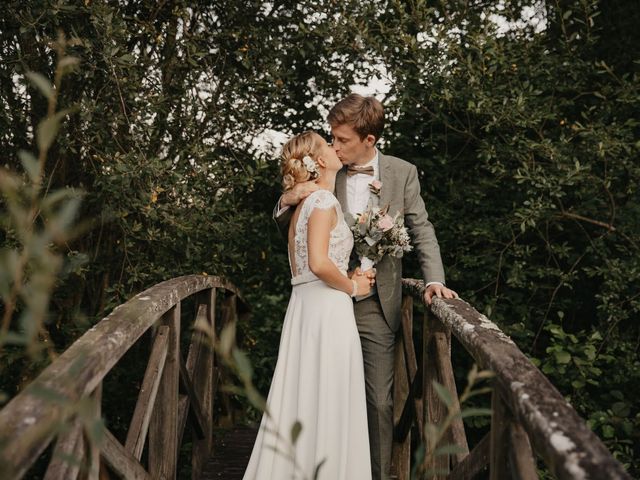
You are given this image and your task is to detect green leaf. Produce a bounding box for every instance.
[232,348,253,383]
[312,458,326,480]
[36,110,69,153]
[434,444,467,456]
[246,384,266,413]
[18,150,40,182]
[555,350,571,364]
[432,381,453,408]
[25,72,54,100]
[602,425,615,438]
[28,384,69,404]
[460,407,493,419]
[290,420,302,445]
[59,56,81,70]
[218,321,236,359]
[48,196,82,236]
[84,416,105,445]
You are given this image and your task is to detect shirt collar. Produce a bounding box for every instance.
[352,149,379,171]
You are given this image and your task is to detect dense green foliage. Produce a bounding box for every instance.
[1,0,638,476]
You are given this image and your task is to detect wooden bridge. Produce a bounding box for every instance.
[0,275,630,479]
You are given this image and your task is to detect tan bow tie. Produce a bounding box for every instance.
[346,165,374,176]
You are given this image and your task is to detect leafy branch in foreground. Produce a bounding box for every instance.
[413,365,494,479]
[0,32,83,364]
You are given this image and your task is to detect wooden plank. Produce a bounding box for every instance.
[391,327,411,480]
[509,422,538,480]
[87,383,102,480]
[178,306,204,447]
[432,326,469,464]
[423,311,449,479]
[44,420,84,480]
[149,304,180,480]
[192,288,216,479]
[179,356,206,439]
[393,369,421,443]
[177,395,190,446]
[448,432,490,480]
[217,294,237,426]
[101,428,151,480]
[400,295,424,440]
[490,389,510,480]
[125,326,169,460]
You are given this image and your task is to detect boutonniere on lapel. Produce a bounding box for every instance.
[369,179,382,196]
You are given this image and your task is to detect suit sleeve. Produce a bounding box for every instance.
[273,198,293,240]
[403,165,446,285]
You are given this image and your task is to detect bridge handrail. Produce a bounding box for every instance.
[0,274,247,480]
[397,278,630,480]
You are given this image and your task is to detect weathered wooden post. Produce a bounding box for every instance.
[149,304,180,479]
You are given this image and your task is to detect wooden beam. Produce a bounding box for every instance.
[432,327,468,464]
[149,304,180,479]
[448,432,490,480]
[101,429,151,480]
[179,355,206,439]
[509,422,538,480]
[87,383,102,480]
[400,296,424,440]
[125,326,169,460]
[490,389,510,480]
[423,312,450,479]
[191,287,216,479]
[391,325,411,480]
[44,420,84,480]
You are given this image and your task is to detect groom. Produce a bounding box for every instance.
[275,94,457,479]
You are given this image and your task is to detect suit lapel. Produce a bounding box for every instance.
[378,153,393,210]
[335,167,348,213]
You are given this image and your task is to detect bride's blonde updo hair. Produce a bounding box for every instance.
[281,131,324,191]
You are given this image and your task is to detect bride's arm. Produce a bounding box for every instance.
[308,208,371,297]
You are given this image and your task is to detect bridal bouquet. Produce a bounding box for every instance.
[348,204,413,271]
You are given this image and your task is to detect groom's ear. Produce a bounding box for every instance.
[365,134,376,146]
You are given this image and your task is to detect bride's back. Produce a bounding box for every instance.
[286,190,352,283]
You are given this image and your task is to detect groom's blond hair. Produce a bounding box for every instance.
[328,93,384,142]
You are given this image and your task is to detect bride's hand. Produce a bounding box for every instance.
[282,180,320,207]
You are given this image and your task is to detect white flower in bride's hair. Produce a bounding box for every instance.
[302,155,319,177]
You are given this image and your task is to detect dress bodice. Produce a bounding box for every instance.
[289,189,353,285]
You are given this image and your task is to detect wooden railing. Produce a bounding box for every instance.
[0,275,248,480]
[391,278,631,480]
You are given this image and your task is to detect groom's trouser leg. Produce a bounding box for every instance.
[354,295,395,480]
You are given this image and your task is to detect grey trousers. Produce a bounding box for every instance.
[354,295,396,480]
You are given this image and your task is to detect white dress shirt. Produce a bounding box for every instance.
[346,151,379,216]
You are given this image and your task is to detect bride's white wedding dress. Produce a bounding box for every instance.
[243,189,371,480]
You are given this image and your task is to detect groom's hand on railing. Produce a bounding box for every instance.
[280,180,320,208]
[424,283,458,305]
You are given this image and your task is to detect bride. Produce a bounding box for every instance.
[243,131,373,479]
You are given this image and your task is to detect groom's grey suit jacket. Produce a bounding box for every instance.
[277,153,446,331]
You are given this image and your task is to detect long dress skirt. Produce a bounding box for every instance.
[243,278,372,480]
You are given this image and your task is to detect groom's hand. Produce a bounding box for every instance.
[281,181,320,208]
[424,284,458,305]
[349,267,376,287]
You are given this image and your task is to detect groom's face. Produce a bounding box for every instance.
[330,123,374,166]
